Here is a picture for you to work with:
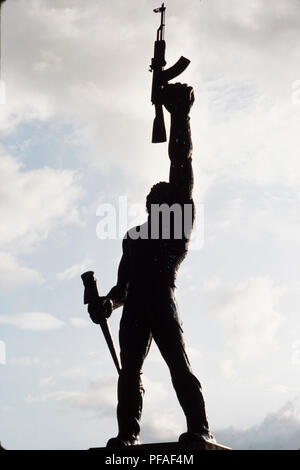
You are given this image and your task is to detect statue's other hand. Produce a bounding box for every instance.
[88,296,113,323]
[162,82,194,116]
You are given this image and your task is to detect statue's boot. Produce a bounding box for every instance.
[106,435,140,448]
[108,368,143,449]
[179,428,216,446]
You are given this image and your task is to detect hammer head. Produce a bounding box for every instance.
[81,271,100,305]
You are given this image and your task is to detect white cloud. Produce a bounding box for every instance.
[208,193,300,247]
[202,276,222,293]
[186,346,202,359]
[26,378,116,414]
[0,312,65,331]
[0,341,6,365]
[0,154,82,251]
[142,412,182,443]
[0,406,14,413]
[269,385,290,395]
[0,251,43,290]
[142,375,168,403]
[0,152,83,289]
[25,372,167,422]
[220,359,238,380]
[39,376,55,387]
[2,0,300,199]
[70,317,89,329]
[216,401,300,450]
[9,356,40,366]
[62,365,94,382]
[205,277,284,359]
[57,260,91,281]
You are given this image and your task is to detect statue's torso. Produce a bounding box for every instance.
[124,199,195,289]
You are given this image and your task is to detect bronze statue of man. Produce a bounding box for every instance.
[88,82,214,448]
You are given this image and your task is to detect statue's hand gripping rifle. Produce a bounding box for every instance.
[150,3,190,143]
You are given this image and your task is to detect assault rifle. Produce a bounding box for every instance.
[150,3,190,143]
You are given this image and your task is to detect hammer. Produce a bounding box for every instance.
[81,271,121,375]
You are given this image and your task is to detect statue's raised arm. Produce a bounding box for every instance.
[163,82,195,201]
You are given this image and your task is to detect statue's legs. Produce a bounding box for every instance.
[152,312,210,434]
[117,312,152,441]
[116,290,210,441]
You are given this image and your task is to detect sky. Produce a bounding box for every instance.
[1,0,300,450]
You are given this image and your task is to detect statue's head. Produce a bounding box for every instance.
[146,182,176,215]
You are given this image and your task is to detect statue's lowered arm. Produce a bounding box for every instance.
[106,238,129,311]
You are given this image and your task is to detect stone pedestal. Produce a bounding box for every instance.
[134,441,230,451]
[90,440,230,452]
[89,440,230,465]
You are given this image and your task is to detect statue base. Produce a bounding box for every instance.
[89,440,230,465]
[89,440,230,452]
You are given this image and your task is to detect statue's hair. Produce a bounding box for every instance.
[146,182,176,214]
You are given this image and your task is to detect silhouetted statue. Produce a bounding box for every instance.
[88,83,214,448]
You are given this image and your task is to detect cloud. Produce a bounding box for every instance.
[141,412,182,443]
[2,0,300,201]
[142,375,168,403]
[208,193,300,247]
[57,260,91,281]
[25,372,167,426]
[39,376,55,387]
[0,312,65,331]
[0,341,6,365]
[26,378,116,414]
[0,251,43,290]
[0,152,83,289]
[9,356,40,366]
[220,359,238,380]
[215,401,300,450]
[204,276,284,359]
[0,154,82,251]
[1,0,154,170]
[70,317,89,329]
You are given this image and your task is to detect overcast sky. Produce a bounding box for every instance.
[1,0,300,450]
